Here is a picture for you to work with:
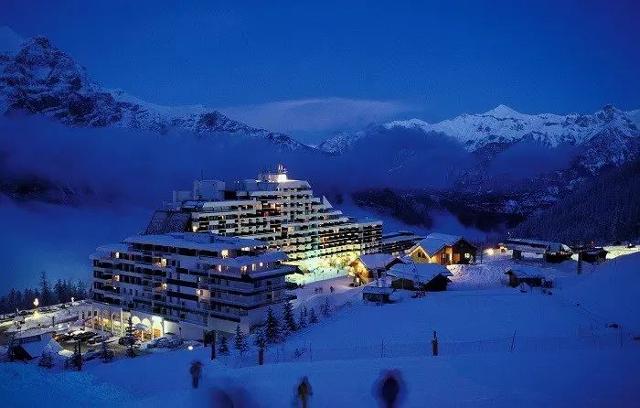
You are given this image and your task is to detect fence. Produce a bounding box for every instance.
[219,330,638,368]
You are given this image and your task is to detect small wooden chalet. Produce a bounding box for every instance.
[504,266,554,288]
[350,253,400,284]
[387,262,454,292]
[578,247,608,264]
[407,233,477,265]
[505,238,572,263]
[362,286,394,303]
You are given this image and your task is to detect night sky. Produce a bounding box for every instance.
[2,0,639,140]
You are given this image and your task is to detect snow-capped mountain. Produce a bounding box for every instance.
[321,104,639,155]
[0,35,308,151]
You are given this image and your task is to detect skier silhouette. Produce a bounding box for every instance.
[296,376,313,408]
[190,360,203,388]
[374,369,405,408]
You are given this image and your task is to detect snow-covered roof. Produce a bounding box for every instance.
[381,231,425,245]
[94,243,129,257]
[124,233,264,252]
[505,265,554,278]
[413,232,465,256]
[387,262,453,284]
[354,253,397,270]
[362,285,394,295]
[19,336,62,359]
[505,238,572,254]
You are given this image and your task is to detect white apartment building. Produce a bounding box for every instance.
[152,165,382,270]
[91,232,295,337]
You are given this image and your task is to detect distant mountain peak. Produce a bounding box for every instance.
[318,104,640,171]
[483,104,521,118]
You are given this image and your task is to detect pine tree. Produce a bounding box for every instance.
[6,289,22,312]
[125,316,136,357]
[321,297,331,317]
[101,339,114,362]
[309,307,318,324]
[74,279,87,300]
[234,325,248,355]
[39,271,53,306]
[53,279,65,304]
[283,301,297,334]
[254,328,267,350]
[265,307,280,344]
[218,335,229,355]
[298,307,307,329]
[39,351,54,368]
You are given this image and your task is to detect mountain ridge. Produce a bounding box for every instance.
[0,34,311,152]
[319,104,639,155]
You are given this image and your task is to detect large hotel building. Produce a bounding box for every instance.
[90,166,382,336]
[91,233,295,336]
[149,165,382,267]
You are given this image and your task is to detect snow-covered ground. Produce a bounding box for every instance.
[2,252,640,407]
[1,344,638,407]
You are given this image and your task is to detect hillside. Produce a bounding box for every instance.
[513,158,640,243]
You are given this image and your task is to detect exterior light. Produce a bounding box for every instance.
[33,298,39,308]
[71,297,75,303]
[221,249,229,258]
[486,248,494,256]
[188,345,194,351]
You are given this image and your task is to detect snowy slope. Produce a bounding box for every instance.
[0,34,309,152]
[560,252,640,330]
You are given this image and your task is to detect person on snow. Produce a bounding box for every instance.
[190,360,203,388]
[374,369,405,408]
[296,376,313,408]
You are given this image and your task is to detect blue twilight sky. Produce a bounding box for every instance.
[1,0,639,141]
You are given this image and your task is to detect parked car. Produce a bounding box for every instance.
[118,336,137,346]
[82,350,102,361]
[87,335,106,346]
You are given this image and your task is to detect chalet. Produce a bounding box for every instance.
[504,266,553,288]
[505,238,573,263]
[407,233,477,265]
[387,262,453,292]
[349,253,400,284]
[362,286,394,303]
[10,331,62,361]
[578,247,608,264]
[379,231,425,256]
